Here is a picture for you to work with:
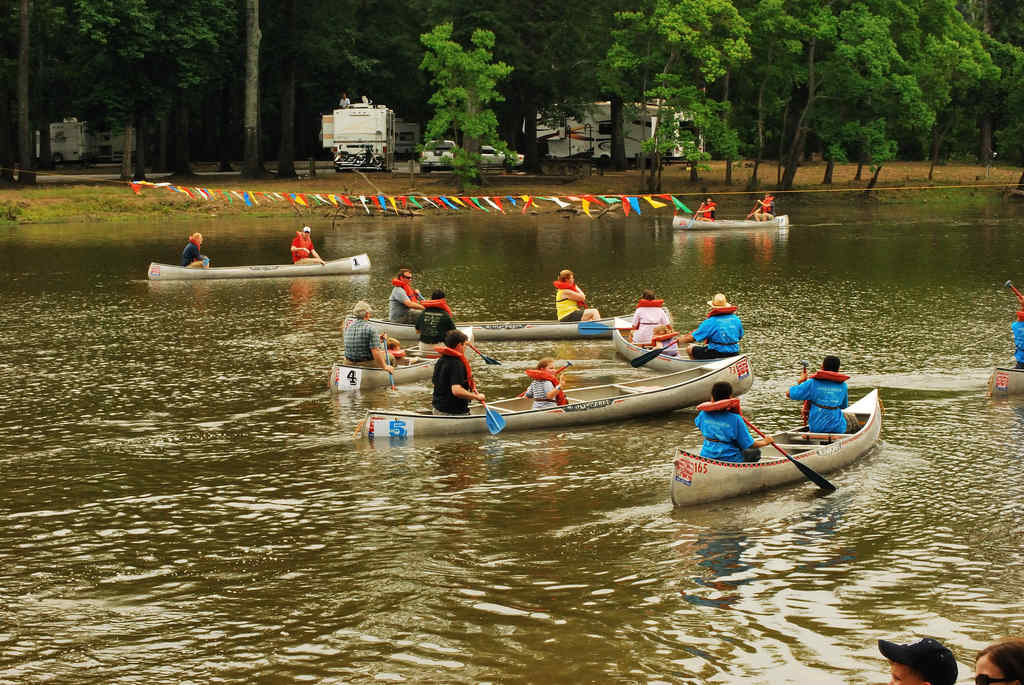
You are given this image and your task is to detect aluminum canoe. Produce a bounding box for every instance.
[344,313,632,341]
[329,357,436,392]
[612,328,744,373]
[147,254,370,280]
[357,354,754,440]
[988,367,1024,396]
[670,390,882,507]
[672,214,789,230]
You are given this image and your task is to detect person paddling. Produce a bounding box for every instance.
[651,324,680,356]
[554,269,601,322]
[431,329,486,416]
[631,289,669,345]
[181,232,210,268]
[389,267,426,324]
[290,225,326,265]
[694,197,717,222]
[1013,309,1024,369]
[787,355,851,433]
[415,289,457,345]
[751,193,775,221]
[343,301,394,375]
[694,381,774,463]
[679,293,744,359]
[522,357,570,410]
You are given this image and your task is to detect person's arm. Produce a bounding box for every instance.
[542,380,560,400]
[562,289,586,304]
[787,378,810,400]
[451,384,484,402]
[371,347,395,374]
[402,294,426,311]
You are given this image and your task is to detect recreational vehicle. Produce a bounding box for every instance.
[321,100,396,171]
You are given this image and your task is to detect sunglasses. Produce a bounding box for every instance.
[401,274,413,279]
[975,676,1015,685]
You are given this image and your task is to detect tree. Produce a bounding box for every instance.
[17,0,34,184]
[241,0,262,178]
[419,22,512,189]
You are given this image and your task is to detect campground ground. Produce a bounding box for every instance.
[0,159,1021,225]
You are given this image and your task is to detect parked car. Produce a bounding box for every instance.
[480,145,525,168]
[419,140,456,172]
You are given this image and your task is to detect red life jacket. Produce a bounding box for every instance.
[524,368,568,405]
[651,331,679,343]
[696,397,741,413]
[553,280,585,307]
[762,195,774,210]
[1017,310,1024,321]
[698,202,717,219]
[391,278,422,302]
[388,348,406,359]
[637,299,664,308]
[421,298,454,316]
[435,345,474,389]
[707,306,738,318]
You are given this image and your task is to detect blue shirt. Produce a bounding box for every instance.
[181,241,201,267]
[788,378,849,433]
[690,313,743,354]
[694,410,754,462]
[1014,321,1024,364]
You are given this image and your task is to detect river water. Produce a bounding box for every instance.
[2,198,1024,683]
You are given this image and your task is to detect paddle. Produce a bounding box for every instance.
[1005,279,1024,304]
[382,340,397,390]
[684,203,704,229]
[745,202,760,219]
[467,341,501,365]
[474,383,506,435]
[578,320,613,335]
[741,415,837,492]
[630,339,677,368]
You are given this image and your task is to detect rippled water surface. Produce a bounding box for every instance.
[3,200,1024,683]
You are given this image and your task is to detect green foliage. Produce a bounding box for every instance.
[420,23,512,187]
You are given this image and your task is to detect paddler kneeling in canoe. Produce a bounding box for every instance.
[786,355,851,433]
[343,301,395,375]
[1013,307,1024,370]
[290,225,326,265]
[554,269,601,322]
[181,232,210,268]
[522,357,571,410]
[432,330,485,416]
[695,382,775,463]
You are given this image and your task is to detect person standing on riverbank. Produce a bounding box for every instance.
[290,226,325,265]
[181,232,210,268]
[679,293,743,359]
[344,301,394,374]
[389,268,426,324]
[554,269,601,322]
[416,289,456,345]
[878,637,957,685]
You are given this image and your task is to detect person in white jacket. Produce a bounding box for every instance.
[631,289,669,345]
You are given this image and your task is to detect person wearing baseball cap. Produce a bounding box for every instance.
[878,637,958,685]
[290,226,325,265]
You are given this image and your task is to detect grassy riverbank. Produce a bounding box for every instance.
[1,160,1020,225]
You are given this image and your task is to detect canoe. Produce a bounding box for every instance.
[672,214,789,230]
[344,313,637,341]
[356,354,754,440]
[329,357,436,392]
[612,328,743,373]
[670,389,881,507]
[147,254,371,280]
[988,367,1024,396]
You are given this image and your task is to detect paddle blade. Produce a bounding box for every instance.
[481,354,501,365]
[783,453,837,491]
[1005,280,1013,288]
[484,406,506,434]
[577,321,612,335]
[630,347,665,368]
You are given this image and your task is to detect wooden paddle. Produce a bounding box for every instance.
[467,341,500,365]
[745,202,760,219]
[741,415,837,492]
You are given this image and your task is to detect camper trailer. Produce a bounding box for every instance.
[395,119,421,159]
[48,118,134,165]
[536,102,694,165]
[321,100,396,171]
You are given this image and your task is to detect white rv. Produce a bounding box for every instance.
[48,118,133,165]
[536,102,694,164]
[321,101,396,171]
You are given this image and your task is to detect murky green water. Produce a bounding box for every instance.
[3,198,1024,683]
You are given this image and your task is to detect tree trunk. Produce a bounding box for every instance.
[134,111,147,181]
[158,113,168,172]
[855,160,863,181]
[523,100,539,173]
[689,162,698,183]
[777,100,789,186]
[120,121,134,180]
[822,159,834,184]
[928,119,953,181]
[610,95,626,171]
[0,76,13,182]
[173,99,191,175]
[979,115,993,165]
[781,39,818,190]
[725,160,732,185]
[864,164,883,195]
[218,78,234,171]
[17,0,35,184]
[242,0,263,178]
[276,0,296,178]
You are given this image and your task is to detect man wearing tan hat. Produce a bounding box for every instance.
[678,293,744,359]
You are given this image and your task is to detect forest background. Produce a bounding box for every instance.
[2,0,1023,194]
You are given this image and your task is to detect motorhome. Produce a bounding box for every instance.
[48,118,133,165]
[536,102,695,165]
[321,100,396,171]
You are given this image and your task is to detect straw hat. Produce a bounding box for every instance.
[707,293,732,308]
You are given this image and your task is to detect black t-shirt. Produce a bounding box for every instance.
[416,308,456,344]
[432,356,471,414]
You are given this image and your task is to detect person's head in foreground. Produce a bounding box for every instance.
[878,637,957,685]
[975,638,1024,685]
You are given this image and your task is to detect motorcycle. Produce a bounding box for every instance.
[333,146,386,172]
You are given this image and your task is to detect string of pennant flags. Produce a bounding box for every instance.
[128,180,694,217]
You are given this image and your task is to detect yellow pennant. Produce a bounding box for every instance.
[644,195,667,208]
[582,199,592,217]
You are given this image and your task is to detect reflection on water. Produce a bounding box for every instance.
[3,203,1024,682]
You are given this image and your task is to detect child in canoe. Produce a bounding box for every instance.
[650,324,680,356]
[522,357,571,410]
[385,337,411,365]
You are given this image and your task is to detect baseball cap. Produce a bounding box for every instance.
[878,638,957,685]
[302,226,311,232]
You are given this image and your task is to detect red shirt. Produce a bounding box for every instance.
[291,234,314,262]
